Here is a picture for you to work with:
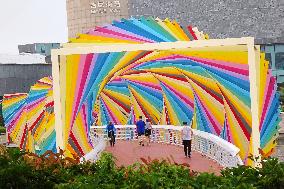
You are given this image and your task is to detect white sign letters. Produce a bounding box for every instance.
[90,1,121,14]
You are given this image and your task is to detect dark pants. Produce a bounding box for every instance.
[108,131,115,144]
[183,140,192,156]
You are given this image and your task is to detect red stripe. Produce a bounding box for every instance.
[70,132,84,156]
[188,77,223,104]
[4,93,27,98]
[103,91,130,113]
[187,26,198,40]
[20,125,27,149]
[155,73,188,82]
[189,57,249,76]
[29,111,45,131]
[130,80,161,91]
[222,92,250,140]
[196,94,221,135]
[45,101,54,107]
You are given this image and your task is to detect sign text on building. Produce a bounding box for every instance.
[90,1,121,14]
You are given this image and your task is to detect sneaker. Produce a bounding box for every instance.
[142,143,144,146]
[188,155,191,158]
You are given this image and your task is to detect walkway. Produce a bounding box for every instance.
[105,140,223,174]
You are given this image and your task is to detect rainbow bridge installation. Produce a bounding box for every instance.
[2,17,280,166]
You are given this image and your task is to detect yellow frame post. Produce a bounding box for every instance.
[51,53,64,151]
[247,42,261,167]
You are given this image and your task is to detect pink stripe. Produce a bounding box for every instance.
[262,70,272,105]
[225,117,231,142]
[260,71,272,120]
[128,79,161,91]
[156,54,249,70]
[189,57,249,76]
[160,55,249,77]
[100,25,154,43]
[112,77,123,82]
[155,54,188,61]
[81,104,88,136]
[151,55,249,80]
[190,57,249,70]
[260,76,276,128]
[90,29,147,43]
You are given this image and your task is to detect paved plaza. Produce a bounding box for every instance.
[105,140,222,174]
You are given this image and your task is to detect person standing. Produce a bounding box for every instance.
[106,121,116,147]
[182,121,193,158]
[136,116,146,146]
[145,119,152,146]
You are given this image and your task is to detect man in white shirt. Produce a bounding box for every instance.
[182,121,193,158]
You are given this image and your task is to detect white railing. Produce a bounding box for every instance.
[90,125,243,167]
[80,136,106,162]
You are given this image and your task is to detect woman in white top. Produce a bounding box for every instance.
[145,119,152,146]
[182,121,193,158]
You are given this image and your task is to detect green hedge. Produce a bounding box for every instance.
[0,147,283,189]
[0,126,5,134]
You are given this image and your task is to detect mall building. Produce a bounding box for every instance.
[66,0,284,82]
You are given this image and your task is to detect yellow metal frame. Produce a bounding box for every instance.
[51,37,260,166]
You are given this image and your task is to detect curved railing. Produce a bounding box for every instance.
[80,136,106,162]
[90,125,243,167]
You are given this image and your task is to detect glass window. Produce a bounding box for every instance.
[264,53,272,69]
[276,52,284,70]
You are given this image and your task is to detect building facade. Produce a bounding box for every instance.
[67,0,284,44]
[67,0,129,38]
[261,44,284,83]
[0,64,51,96]
[18,43,60,63]
[66,0,284,83]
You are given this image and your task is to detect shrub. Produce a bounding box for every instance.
[0,146,283,189]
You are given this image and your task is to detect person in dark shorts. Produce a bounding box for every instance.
[182,121,193,158]
[136,116,146,146]
[106,121,116,147]
[145,119,152,146]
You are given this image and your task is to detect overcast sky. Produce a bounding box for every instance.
[0,0,68,54]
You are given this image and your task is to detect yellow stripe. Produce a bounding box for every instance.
[65,54,80,148]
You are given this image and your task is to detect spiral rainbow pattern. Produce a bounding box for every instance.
[2,77,56,154]
[2,17,280,164]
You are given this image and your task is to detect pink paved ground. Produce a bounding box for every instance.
[105,140,223,174]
